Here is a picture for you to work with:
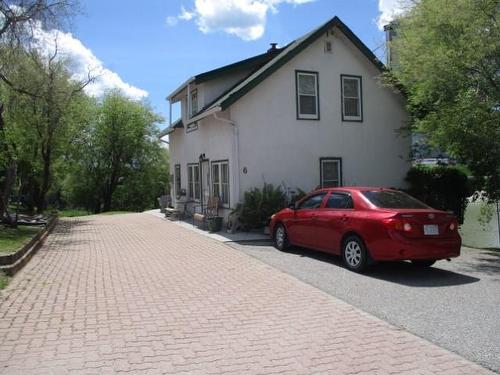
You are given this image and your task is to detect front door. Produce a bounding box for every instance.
[201,160,210,206]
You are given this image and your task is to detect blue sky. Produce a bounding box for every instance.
[55,0,406,126]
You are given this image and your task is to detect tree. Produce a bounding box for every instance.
[389,0,499,202]
[0,0,78,221]
[389,0,500,244]
[1,47,93,212]
[62,92,168,213]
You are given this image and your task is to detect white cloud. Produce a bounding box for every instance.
[166,16,178,26]
[167,0,315,41]
[377,0,416,30]
[31,25,148,100]
[179,6,195,21]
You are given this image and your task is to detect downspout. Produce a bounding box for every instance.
[213,112,240,208]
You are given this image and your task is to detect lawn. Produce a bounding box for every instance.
[0,225,43,255]
[0,271,9,290]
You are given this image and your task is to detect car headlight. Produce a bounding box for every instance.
[271,214,276,219]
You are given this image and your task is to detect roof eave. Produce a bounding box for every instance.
[186,106,222,125]
[166,77,195,102]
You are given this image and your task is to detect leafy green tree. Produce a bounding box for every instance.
[2,48,93,212]
[0,0,79,221]
[62,92,169,213]
[388,0,499,201]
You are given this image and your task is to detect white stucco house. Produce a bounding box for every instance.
[160,16,410,218]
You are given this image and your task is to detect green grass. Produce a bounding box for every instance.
[59,209,91,217]
[0,225,42,255]
[0,271,9,290]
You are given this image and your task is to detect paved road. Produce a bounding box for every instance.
[229,239,500,373]
[0,214,493,374]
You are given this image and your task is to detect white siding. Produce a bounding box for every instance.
[169,114,237,213]
[232,29,410,197]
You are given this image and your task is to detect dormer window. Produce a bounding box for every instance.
[190,89,198,117]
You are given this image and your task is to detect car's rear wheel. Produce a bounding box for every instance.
[273,223,290,251]
[411,260,436,268]
[342,235,368,272]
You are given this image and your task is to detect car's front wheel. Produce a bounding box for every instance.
[342,235,368,272]
[273,223,290,251]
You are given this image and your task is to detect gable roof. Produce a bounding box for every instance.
[166,48,284,101]
[186,16,385,122]
[194,48,283,84]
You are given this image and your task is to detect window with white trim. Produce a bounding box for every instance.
[296,71,319,119]
[187,164,200,201]
[211,161,229,206]
[320,158,342,188]
[341,75,362,121]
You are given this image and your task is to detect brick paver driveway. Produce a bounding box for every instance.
[0,214,492,374]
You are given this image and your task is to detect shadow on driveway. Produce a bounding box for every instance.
[272,245,480,288]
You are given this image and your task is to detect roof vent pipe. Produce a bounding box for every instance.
[267,43,278,52]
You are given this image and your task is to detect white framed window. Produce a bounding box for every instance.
[341,75,362,121]
[187,164,201,201]
[296,71,319,120]
[211,160,229,206]
[320,158,342,188]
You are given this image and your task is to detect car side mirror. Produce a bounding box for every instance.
[288,202,298,210]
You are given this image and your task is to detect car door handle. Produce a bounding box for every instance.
[340,215,348,222]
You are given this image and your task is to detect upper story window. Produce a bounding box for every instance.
[190,89,198,117]
[341,75,363,122]
[296,71,319,120]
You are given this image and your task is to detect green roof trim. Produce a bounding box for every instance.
[159,119,183,137]
[217,16,386,111]
[194,49,283,84]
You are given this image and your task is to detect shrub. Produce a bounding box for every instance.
[405,165,472,223]
[238,183,287,229]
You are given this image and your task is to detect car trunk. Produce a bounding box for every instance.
[383,209,458,239]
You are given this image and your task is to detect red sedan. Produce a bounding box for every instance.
[269,187,461,272]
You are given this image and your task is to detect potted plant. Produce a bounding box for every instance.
[207,216,223,232]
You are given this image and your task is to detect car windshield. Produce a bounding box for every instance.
[362,190,429,209]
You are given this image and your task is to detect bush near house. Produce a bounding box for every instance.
[405,166,472,223]
[237,184,287,229]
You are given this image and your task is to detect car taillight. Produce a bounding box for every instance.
[383,218,413,232]
[448,219,458,231]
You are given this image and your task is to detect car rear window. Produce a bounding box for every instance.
[362,190,429,209]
